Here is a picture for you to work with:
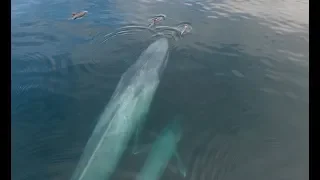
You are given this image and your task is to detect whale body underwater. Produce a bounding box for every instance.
[70,38,170,180]
[137,116,187,180]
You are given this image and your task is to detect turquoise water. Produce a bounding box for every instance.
[11,0,308,179]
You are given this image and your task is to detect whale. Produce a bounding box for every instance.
[70,38,170,180]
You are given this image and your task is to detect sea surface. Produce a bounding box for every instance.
[11,0,309,180]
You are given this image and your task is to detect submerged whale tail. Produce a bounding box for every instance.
[136,114,187,180]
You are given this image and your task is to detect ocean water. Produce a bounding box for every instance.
[11,0,309,180]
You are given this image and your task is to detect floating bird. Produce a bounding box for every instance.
[69,11,88,20]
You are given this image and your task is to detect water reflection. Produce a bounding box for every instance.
[11,0,308,180]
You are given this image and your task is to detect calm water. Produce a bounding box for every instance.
[11,0,309,180]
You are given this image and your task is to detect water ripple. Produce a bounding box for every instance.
[11,0,308,179]
[184,127,302,180]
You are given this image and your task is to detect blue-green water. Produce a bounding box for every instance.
[11,0,308,180]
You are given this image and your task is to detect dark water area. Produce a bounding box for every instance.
[11,0,308,180]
